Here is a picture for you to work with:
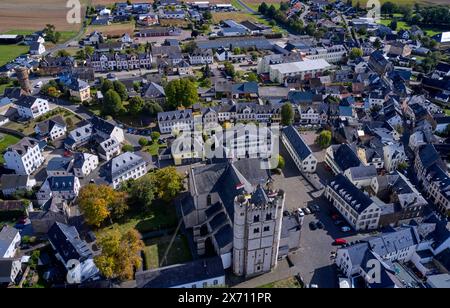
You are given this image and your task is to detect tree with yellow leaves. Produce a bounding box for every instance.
[78,184,128,227]
[95,229,144,280]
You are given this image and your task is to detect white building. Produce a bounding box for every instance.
[14,96,50,119]
[35,116,67,140]
[0,226,21,258]
[325,174,381,231]
[37,176,81,206]
[189,49,213,65]
[383,143,407,173]
[158,109,193,134]
[281,126,317,173]
[73,153,99,178]
[268,59,332,83]
[303,45,347,64]
[3,137,45,175]
[107,152,147,189]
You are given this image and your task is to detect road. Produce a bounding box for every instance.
[235,0,257,14]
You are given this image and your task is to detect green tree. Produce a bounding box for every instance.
[223,61,235,79]
[277,155,285,169]
[128,96,144,115]
[349,48,363,60]
[124,174,156,211]
[103,89,123,116]
[389,19,398,31]
[246,72,258,82]
[101,79,114,94]
[145,102,163,116]
[138,137,149,147]
[56,50,71,57]
[151,131,161,141]
[281,103,294,126]
[113,80,128,101]
[165,78,198,110]
[122,144,134,152]
[151,167,183,203]
[258,2,268,15]
[315,130,332,149]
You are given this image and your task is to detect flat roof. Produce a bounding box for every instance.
[0,34,20,39]
[271,59,331,74]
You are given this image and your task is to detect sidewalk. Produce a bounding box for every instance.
[232,259,299,288]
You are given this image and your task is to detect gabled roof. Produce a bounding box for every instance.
[0,226,19,257]
[48,222,93,263]
[231,82,258,95]
[7,137,39,156]
[333,144,361,172]
[417,144,441,170]
[136,256,224,288]
[329,174,373,213]
[14,96,40,108]
[283,126,313,161]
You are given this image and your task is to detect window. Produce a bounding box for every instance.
[254,228,260,234]
[266,213,272,220]
[264,226,270,232]
[213,280,218,286]
[253,215,260,223]
[207,194,212,206]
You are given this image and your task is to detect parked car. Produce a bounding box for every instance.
[303,207,311,215]
[312,205,320,212]
[333,238,347,245]
[341,226,351,232]
[316,221,324,229]
[297,208,305,217]
[309,221,317,230]
[331,214,340,220]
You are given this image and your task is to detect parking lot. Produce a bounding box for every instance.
[274,142,371,288]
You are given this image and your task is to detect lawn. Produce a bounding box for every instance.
[259,277,302,288]
[0,45,30,67]
[0,133,20,164]
[445,109,450,116]
[212,12,285,33]
[144,141,166,156]
[142,234,191,270]
[96,201,178,239]
[3,107,82,136]
[86,22,135,37]
[0,82,13,95]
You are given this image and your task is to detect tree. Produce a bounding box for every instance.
[203,11,212,20]
[124,174,156,211]
[373,38,382,50]
[145,102,163,116]
[281,103,294,126]
[138,137,149,147]
[103,89,123,116]
[95,229,144,280]
[122,144,134,152]
[101,79,114,94]
[151,131,161,141]
[277,155,285,169]
[151,167,183,203]
[349,48,363,60]
[164,78,198,110]
[78,184,128,227]
[182,41,197,53]
[389,19,398,31]
[85,46,95,56]
[315,130,332,149]
[113,80,128,101]
[128,96,144,115]
[258,2,268,15]
[247,72,258,82]
[223,61,235,79]
[56,50,71,57]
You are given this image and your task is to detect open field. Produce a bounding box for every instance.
[0,45,30,67]
[212,11,285,32]
[0,133,20,164]
[0,0,85,33]
[87,22,135,37]
[353,0,450,5]
[142,234,191,270]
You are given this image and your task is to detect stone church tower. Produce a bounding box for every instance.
[233,185,285,277]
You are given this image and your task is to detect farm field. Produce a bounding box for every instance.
[212,12,285,32]
[0,0,85,33]
[0,45,30,67]
[352,0,450,5]
[86,22,135,37]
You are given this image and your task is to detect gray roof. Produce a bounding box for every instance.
[0,259,19,282]
[347,165,377,181]
[136,256,224,288]
[47,157,73,173]
[46,176,77,192]
[0,175,29,190]
[283,126,313,160]
[7,137,39,156]
[143,82,165,99]
[14,96,40,108]
[0,226,19,257]
[108,152,145,180]
[48,222,93,263]
[333,144,362,172]
[36,116,66,135]
[328,174,373,214]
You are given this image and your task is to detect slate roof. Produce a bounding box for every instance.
[329,174,373,213]
[136,256,224,288]
[48,222,93,264]
[0,175,29,190]
[142,82,165,99]
[417,144,441,170]
[7,137,39,156]
[283,126,313,161]
[47,157,73,173]
[158,109,192,122]
[14,96,40,108]
[333,144,362,172]
[231,82,258,95]
[347,165,377,181]
[36,116,66,135]
[47,176,77,192]
[107,152,145,180]
[0,226,19,257]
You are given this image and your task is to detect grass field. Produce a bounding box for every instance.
[142,234,191,270]
[0,45,30,67]
[378,18,442,37]
[0,133,20,164]
[353,0,450,5]
[212,12,285,33]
